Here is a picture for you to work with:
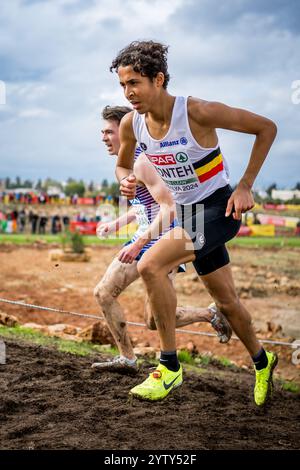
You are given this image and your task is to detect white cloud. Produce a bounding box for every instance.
[18,107,55,118]
[74,0,184,30]
[0,80,6,105]
[0,0,299,187]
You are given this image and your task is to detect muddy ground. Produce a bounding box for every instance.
[0,338,299,450]
[0,244,299,382]
[0,244,300,450]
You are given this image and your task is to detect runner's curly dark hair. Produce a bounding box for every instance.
[102,105,132,124]
[110,41,170,89]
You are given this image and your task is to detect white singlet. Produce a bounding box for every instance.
[132,96,230,205]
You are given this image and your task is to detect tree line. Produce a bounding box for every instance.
[2,177,300,202]
[1,177,120,198]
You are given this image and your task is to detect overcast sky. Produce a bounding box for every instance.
[0,0,299,188]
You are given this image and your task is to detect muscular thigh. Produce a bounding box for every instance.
[96,257,140,297]
[138,226,195,274]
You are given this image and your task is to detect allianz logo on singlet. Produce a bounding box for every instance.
[160,137,188,148]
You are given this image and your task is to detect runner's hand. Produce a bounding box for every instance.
[118,242,141,264]
[120,174,136,199]
[225,181,255,220]
[96,222,113,238]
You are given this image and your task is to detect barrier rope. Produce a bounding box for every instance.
[0,297,295,347]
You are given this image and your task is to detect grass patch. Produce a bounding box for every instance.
[1,233,300,248]
[194,354,212,366]
[228,237,300,248]
[0,324,118,357]
[216,356,235,368]
[0,234,59,244]
[194,353,235,369]
[0,234,127,246]
[279,380,300,394]
[178,349,195,365]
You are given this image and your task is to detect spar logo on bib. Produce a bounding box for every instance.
[147,154,176,166]
[175,152,188,163]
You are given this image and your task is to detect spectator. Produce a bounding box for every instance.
[18,209,26,232]
[30,211,39,234]
[62,215,70,230]
[38,213,48,234]
[6,214,13,233]
[51,214,61,234]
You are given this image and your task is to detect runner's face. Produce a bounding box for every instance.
[118,65,157,114]
[101,119,120,156]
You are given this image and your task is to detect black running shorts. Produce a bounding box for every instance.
[176,185,241,276]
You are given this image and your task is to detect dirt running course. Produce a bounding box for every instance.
[0,338,299,450]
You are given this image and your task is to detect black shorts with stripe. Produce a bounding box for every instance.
[176,185,241,276]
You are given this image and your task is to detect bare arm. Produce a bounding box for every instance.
[134,154,176,247]
[108,207,137,232]
[118,155,176,263]
[115,112,138,198]
[96,207,136,238]
[191,100,277,219]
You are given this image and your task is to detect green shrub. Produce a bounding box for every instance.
[178,349,195,364]
[60,230,85,253]
[70,231,85,253]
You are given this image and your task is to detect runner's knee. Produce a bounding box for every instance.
[94,282,113,307]
[137,258,167,281]
[137,258,158,280]
[216,296,240,318]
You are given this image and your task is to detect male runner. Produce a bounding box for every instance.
[110,41,278,405]
[92,105,232,372]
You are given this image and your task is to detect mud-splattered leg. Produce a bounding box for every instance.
[94,257,140,359]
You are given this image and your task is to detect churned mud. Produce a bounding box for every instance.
[0,338,299,450]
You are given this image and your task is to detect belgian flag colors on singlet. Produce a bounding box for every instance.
[132,96,230,206]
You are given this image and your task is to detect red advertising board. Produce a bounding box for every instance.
[237,225,252,236]
[77,198,95,205]
[70,221,97,235]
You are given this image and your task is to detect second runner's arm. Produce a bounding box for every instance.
[116,112,137,199]
[118,155,176,263]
